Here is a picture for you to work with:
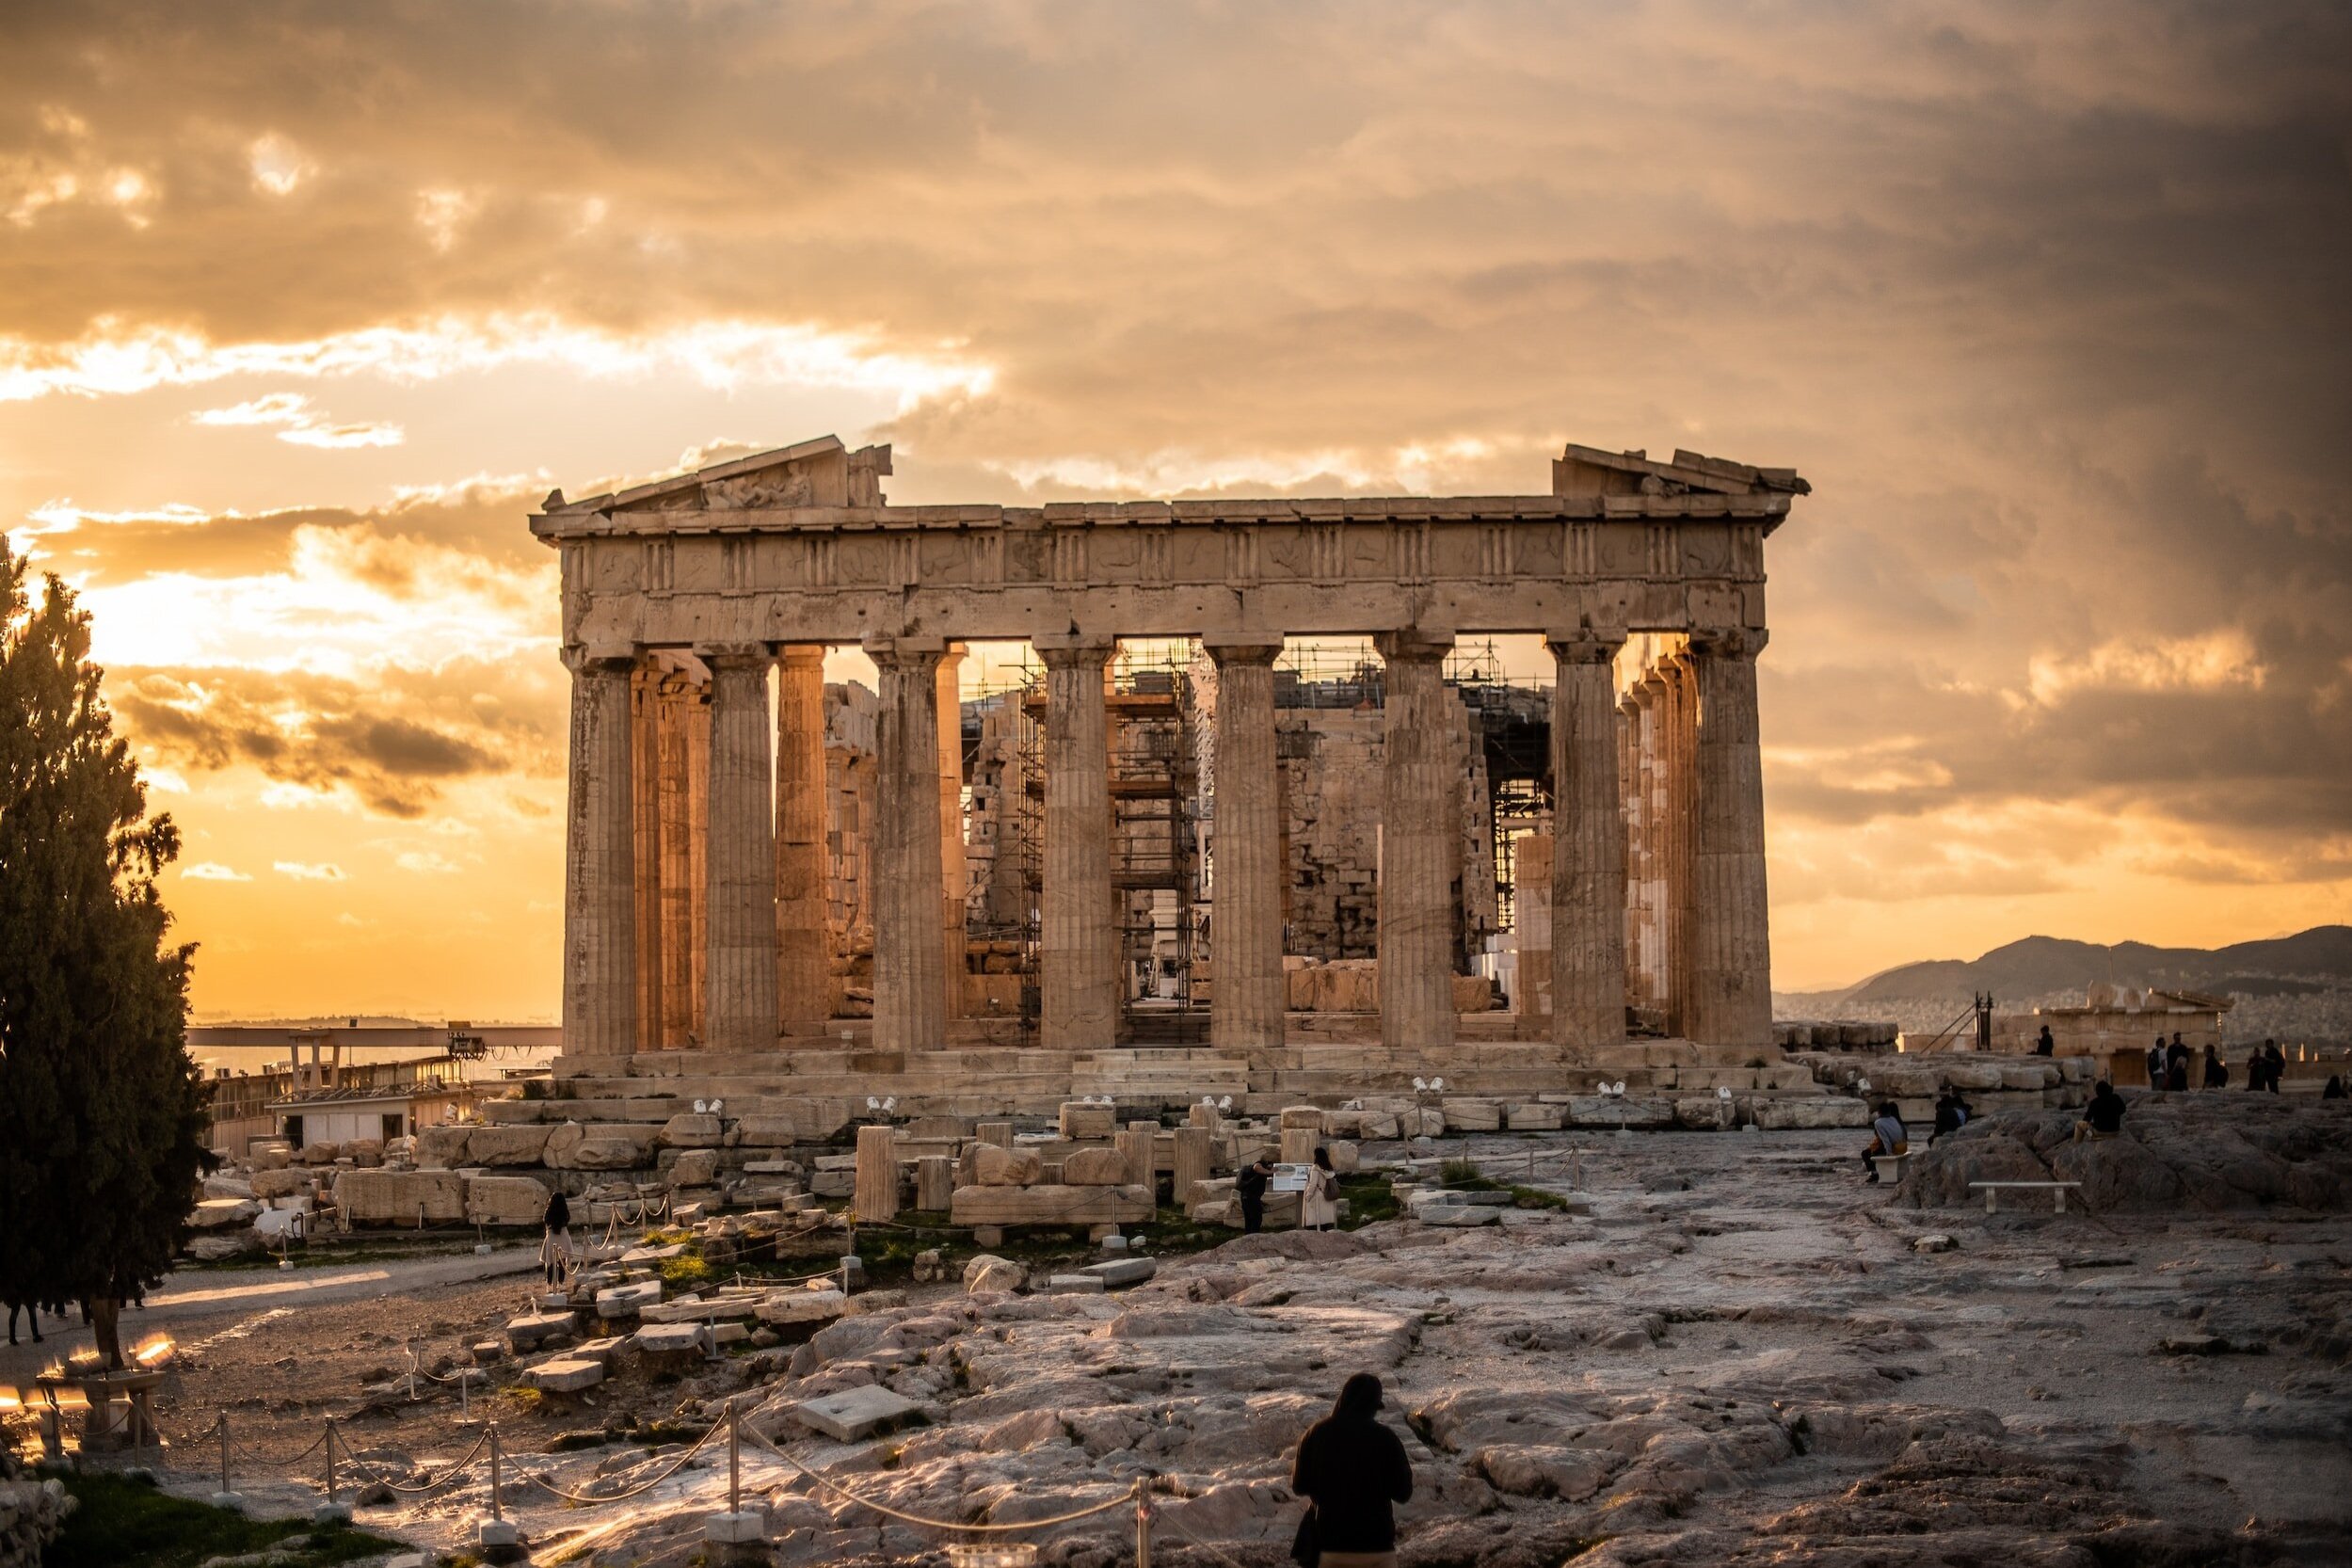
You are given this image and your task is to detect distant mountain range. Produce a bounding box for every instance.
[1778,926,2352,1020]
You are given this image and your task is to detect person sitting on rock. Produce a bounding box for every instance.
[1929,1092,1966,1146]
[2073,1080,2127,1142]
[2202,1045,2228,1090]
[1292,1371,1414,1568]
[1863,1102,1908,1182]
[2035,1025,2056,1056]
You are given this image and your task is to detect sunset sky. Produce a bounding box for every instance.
[5,2,2347,1020]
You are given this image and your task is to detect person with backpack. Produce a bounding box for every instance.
[1237,1156,1274,1234]
[1302,1147,1342,1232]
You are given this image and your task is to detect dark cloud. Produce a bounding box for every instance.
[110,659,560,817]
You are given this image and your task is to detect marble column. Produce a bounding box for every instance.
[1631,674,1669,1015]
[1375,631,1457,1052]
[560,646,638,1060]
[1547,629,1628,1055]
[1687,630,1774,1049]
[656,675,697,1048]
[936,644,969,1020]
[1618,693,1642,1016]
[1206,635,1286,1051]
[774,645,831,1029]
[868,636,948,1052]
[1036,634,1119,1049]
[687,681,711,1041]
[702,646,777,1051]
[630,665,664,1052]
[1664,652,1698,1037]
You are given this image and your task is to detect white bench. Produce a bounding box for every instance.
[1969,1180,2084,1213]
[1867,1151,1911,1182]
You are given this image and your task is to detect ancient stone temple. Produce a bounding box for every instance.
[530,436,1806,1109]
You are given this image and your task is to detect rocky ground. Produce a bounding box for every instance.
[11,1097,2349,1568]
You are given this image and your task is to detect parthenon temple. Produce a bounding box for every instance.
[531,436,1807,1110]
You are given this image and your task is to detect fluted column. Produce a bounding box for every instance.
[1036,634,1119,1049]
[702,646,777,1050]
[687,683,711,1040]
[775,645,831,1029]
[1207,635,1286,1051]
[1688,629,1774,1049]
[1548,629,1628,1056]
[1618,693,1641,1017]
[656,675,697,1048]
[631,665,664,1052]
[561,646,639,1061]
[1664,652,1698,1036]
[869,636,948,1051]
[1630,675,1668,1015]
[936,644,969,1020]
[1375,631,1456,1052]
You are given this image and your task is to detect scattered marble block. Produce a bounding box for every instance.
[1420,1205,1501,1227]
[706,1510,765,1544]
[794,1384,924,1443]
[619,1242,687,1265]
[1080,1256,1158,1288]
[524,1356,606,1393]
[596,1280,664,1318]
[711,1320,750,1347]
[471,1340,504,1365]
[632,1322,712,1368]
[757,1288,850,1329]
[809,1171,855,1198]
[505,1312,578,1352]
[951,1183,1154,1227]
[1046,1274,1108,1293]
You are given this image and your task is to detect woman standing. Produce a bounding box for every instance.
[1302,1147,1341,1232]
[1291,1372,1413,1568]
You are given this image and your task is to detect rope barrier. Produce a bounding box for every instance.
[743,1421,1141,1533]
[328,1422,492,1496]
[1150,1495,1268,1568]
[510,1417,728,1505]
[228,1425,329,1468]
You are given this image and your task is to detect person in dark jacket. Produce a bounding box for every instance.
[2202,1045,2227,1090]
[2323,1075,2345,1101]
[2165,1036,2191,1092]
[2073,1080,2127,1141]
[2035,1025,2056,1056]
[2263,1040,2286,1094]
[542,1188,574,1285]
[1237,1157,1274,1235]
[1929,1091,1967,1145]
[1291,1371,1414,1568]
[2245,1050,2267,1092]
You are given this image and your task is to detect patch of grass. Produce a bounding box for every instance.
[1337,1173,1402,1226]
[1505,1184,1573,1211]
[656,1253,714,1289]
[44,1471,400,1568]
[1438,1158,1486,1187]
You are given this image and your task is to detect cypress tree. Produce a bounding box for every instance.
[0,536,214,1368]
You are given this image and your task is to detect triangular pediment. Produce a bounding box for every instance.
[546,436,893,514]
[1554,442,1809,501]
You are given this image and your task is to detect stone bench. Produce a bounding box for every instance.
[1969,1180,2084,1214]
[1867,1151,1910,1182]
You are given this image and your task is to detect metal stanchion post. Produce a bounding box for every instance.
[1135,1479,1153,1568]
[407,1340,418,1402]
[728,1406,741,1515]
[476,1420,520,1557]
[489,1423,503,1521]
[326,1418,337,1504]
[212,1410,243,1511]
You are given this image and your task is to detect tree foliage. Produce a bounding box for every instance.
[0,536,213,1365]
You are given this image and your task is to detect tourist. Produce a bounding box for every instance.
[2147,1040,2166,1091]
[5,1301,40,1347]
[1929,1091,1967,1146]
[2245,1050,2267,1092]
[2324,1076,2346,1100]
[542,1187,574,1286]
[1291,1372,1414,1568]
[2073,1080,2127,1142]
[2263,1040,2286,1094]
[1238,1155,1274,1235]
[2035,1024,2056,1056]
[1303,1146,1341,1232]
[2202,1045,2227,1090]
[1862,1101,1908,1183]
[2165,1034,2191,1092]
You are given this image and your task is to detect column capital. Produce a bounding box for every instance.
[562,642,641,672]
[1372,629,1453,664]
[1032,632,1116,669]
[776,643,829,670]
[1203,633,1285,667]
[1688,627,1768,661]
[864,633,949,668]
[695,641,774,671]
[1546,626,1627,664]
